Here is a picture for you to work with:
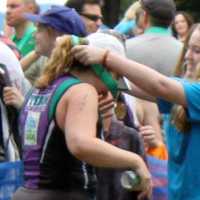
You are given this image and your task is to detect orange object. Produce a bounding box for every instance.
[147,143,168,160]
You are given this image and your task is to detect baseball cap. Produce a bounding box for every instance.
[24,5,87,37]
[140,0,176,23]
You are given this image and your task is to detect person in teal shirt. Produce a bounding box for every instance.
[6,0,37,57]
[12,23,36,57]
[158,78,200,200]
[71,21,200,200]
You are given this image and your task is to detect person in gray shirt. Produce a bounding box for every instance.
[126,0,183,76]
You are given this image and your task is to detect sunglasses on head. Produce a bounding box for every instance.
[80,13,103,22]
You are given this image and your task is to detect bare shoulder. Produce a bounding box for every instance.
[64,82,98,101]
[56,83,98,130]
[137,98,160,123]
[58,82,99,109]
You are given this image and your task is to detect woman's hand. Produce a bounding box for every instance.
[3,86,24,109]
[98,93,115,133]
[139,125,162,149]
[71,45,107,66]
[134,158,152,200]
[98,93,115,119]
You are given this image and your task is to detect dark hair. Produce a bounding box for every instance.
[140,0,176,27]
[148,16,170,28]
[65,0,102,13]
[172,11,194,38]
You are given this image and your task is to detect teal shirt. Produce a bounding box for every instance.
[12,23,36,57]
[158,78,200,200]
[144,26,172,36]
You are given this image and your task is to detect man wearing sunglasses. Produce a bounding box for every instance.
[65,0,103,33]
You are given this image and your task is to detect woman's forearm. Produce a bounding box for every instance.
[71,136,144,170]
[130,83,156,102]
[105,52,186,106]
[106,52,168,97]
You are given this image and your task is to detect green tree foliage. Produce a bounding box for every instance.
[175,0,200,21]
[119,0,135,18]
[103,0,200,28]
[103,0,137,27]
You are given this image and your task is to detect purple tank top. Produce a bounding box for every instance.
[19,76,81,189]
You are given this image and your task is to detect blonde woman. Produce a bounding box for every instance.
[6,33,151,200]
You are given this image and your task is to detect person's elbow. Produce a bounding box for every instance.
[66,133,92,160]
[151,78,171,98]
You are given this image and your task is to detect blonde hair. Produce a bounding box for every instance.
[195,62,200,80]
[36,32,123,89]
[172,25,200,133]
[36,35,73,88]
[171,65,200,133]
[124,1,141,21]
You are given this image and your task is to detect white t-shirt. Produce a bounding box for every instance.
[0,41,30,95]
[0,41,30,161]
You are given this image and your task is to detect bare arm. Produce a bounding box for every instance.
[56,83,151,195]
[107,52,186,106]
[20,50,40,71]
[72,46,186,107]
[130,83,156,102]
[136,99,168,160]
[138,99,163,143]
[60,84,144,169]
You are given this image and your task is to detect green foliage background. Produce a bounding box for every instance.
[103,0,200,27]
[119,0,134,19]
[175,0,200,21]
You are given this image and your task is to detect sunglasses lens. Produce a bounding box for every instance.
[81,13,102,22]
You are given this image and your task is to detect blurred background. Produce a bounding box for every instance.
[1,0,199,32]
[102,0,200,28]
[0,0,66,31]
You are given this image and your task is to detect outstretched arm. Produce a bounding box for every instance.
[130,82,156,102]
[72,46,186,107]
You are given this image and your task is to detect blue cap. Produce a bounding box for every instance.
[24,5,87,37]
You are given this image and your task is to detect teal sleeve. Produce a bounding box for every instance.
[183,81,200,122]
[157,98,173,114]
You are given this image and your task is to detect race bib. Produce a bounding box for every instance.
[24,111,40,145]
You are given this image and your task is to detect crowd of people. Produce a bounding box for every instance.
[0,0,199,200]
